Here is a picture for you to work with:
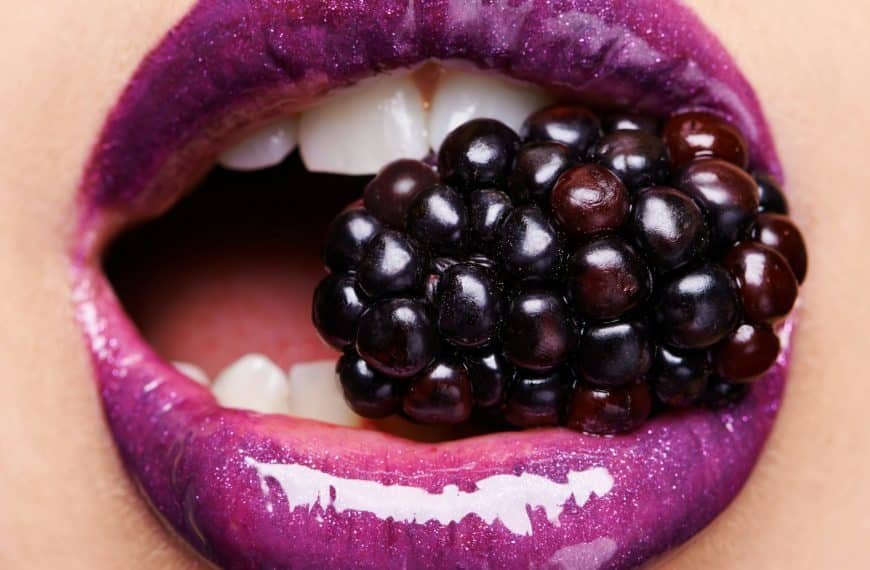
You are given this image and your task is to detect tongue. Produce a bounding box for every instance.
[105,154,369,378]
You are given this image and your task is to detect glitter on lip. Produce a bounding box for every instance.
[73,1,791,568]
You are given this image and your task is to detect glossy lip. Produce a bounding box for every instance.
[72,1,791,568]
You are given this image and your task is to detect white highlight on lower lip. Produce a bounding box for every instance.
[246,458,613,536]
[543,537,618,570]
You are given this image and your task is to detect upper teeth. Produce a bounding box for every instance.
[218,67,552,175]
[298,73,430,175]
[217,117,298,171]
[427,70,552,152]
[199,354,363,426]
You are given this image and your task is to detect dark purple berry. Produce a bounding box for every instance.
[508,142,574,204]
[337,351,401,418]
[357,230,424,297]
[520,104,602,157]
[502,290,574,372]
[722,242,798,324]
[355,298,439,379]
[754,172,789,215]
[312,273,368,349]
[677,158,759,250]
[464,350,513,409]
[663,112,749,169]
[588,130,669,190]
[504,368,571,428]
[550,164,630,238]
[750,213,807,283]
[438,118,519,192]
[363,159,438,228]
[495,206,563,280]
[703,377,748,408]
[577,320,653,387]
[468,189,512,252]
[631,186,709,271]
[403,357,473,424]
[566,382,652,435]
[603,112,660,134]
[436,263,503,348]
[654,263,740,349]
[714,323,780,381]
[652,347,711,407]
[323,208,382,272]
[566,237,651,320]
[406,184,467,253]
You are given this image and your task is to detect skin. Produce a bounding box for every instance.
[0,0,868,568]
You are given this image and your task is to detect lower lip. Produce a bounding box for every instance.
[73,0,792,568]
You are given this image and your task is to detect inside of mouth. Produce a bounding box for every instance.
[101,63,786,442]
[104,146,496,441]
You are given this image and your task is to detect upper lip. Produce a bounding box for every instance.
[72,1,791,569]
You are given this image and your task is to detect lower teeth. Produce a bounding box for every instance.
[312,104,806,436]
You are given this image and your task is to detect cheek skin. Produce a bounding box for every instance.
[0,1,868,570]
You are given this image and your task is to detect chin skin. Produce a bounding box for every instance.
[72,1,792,568]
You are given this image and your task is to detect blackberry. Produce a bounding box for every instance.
[550,164,630,239]
[663,111,749,169]
[313,108,807,435]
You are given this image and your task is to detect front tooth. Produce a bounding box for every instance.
[298,73,429,175]
[212,354,291,414]
[428,70,554,151]
[218,116,298,171]
[286,360,364,427]
[171,361,210,386]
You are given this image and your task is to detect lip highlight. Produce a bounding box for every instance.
[73,1,792,568]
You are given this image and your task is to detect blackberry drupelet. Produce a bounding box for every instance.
[314,105,808,435]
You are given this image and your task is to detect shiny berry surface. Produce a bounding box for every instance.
[363,159,438,228]
[495,206,563,280]
[357,230,424,298]
[654,263,740,349]
[355,298,439,379]
[438,118,519,192]
[652,347,711,407]
[663,111,749,168]
[504,368,570,428]
[502,290,574,372]
[723,242,798,323]
[312,273,368,349]
[714,323,780,381]
[550,164,630,238]
[750,213,807,283]
[567,237,651,320]
[631,186,709,271]
[436,263,503,348]
[520,104,602,157]
[406,184,467,253]
[577,320,653,387]
[468,189,512,252]
[464,350,513,409]
[703,377,748,408]
[588,130,669,190]
[323,208,383,272]
[337,351,401,418]
[567,382,652,435]
[754,172,789,214]
[678,158,759,250]
[603,112,660,134]
[403,357,473,424]
[508,142,574,204]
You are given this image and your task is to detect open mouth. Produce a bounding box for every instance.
[72,1,803,568]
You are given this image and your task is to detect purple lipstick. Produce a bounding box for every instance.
[73,1,796,568]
